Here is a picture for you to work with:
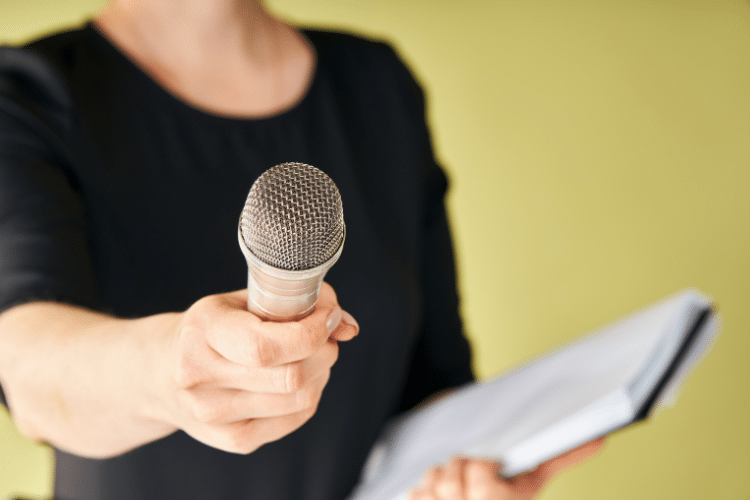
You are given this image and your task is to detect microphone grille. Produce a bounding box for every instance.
[240,162,345,271]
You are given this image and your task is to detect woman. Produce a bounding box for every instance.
[0,0,601,498]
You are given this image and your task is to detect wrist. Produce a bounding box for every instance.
[124,311,182,434]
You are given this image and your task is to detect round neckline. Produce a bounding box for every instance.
[85,21,320,124]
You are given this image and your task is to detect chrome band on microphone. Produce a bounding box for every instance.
[238,227,344,320]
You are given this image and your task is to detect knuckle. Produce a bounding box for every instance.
[284,364,305,393]
[435,480,461,499]
[465,463,494,500]
[174,355,204,390]
[248,337,278,367]
[184,294,228,334]
[294,384,320,411]
[467,484,492,500]
[185,297,213,326]
[224,424,261,455]
[189,396,225,425]
[197,293,223,310]
[299,323,325,353]
[269,367,289,393]
[300,403,318,422]
[286,321,307,341]
[320,281,337,301]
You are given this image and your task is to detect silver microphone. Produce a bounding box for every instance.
[238,162,345,320]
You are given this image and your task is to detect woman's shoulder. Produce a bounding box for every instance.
[303,28,413,79]
[0,30,90,133]
[24,23,91,51]
[24,23,110,86]
[303,28,426,114]
[303,28,393,53]
[0,23,101,112]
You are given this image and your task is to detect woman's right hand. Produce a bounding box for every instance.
[0,282,357,458]
[151,282,358,454]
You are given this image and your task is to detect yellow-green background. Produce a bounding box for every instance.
[1,0,748,498]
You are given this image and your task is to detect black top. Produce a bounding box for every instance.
[0,24,473,500]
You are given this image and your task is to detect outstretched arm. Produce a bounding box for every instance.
[0,283,358,458]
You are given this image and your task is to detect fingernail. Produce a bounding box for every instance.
[341,310,359,330]
[326,307,343,334]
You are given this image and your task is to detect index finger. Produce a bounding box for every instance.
[204,285,348,367]
[257,282,347,361]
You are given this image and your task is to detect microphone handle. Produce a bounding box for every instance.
[237,227,343,321]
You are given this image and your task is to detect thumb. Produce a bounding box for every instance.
[327,308,359,341]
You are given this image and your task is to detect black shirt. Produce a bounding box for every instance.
[0,24,473,500]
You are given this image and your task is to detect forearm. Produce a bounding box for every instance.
[0,285,359,460]
[0,302,178,458]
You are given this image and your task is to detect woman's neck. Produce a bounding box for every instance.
[94,0,316,118]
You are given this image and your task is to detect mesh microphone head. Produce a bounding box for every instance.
[239,162,345,271]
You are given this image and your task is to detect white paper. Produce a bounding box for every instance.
[348,290,718,500]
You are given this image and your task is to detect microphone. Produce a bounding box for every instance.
[238,162,345,320]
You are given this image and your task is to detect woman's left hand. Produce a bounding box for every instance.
[409,438,605,500]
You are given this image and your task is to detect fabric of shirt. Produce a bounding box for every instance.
[0,24,474,500]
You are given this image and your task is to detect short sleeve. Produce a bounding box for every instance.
[0,47,99,317]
